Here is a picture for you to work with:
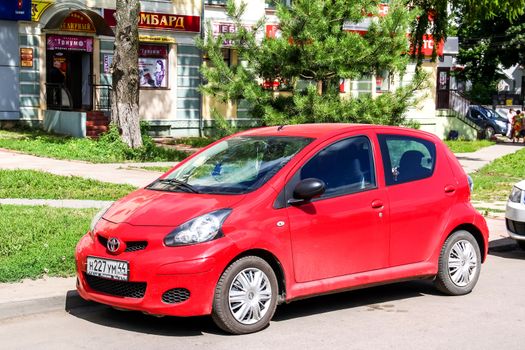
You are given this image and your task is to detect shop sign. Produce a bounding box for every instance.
[139,45,168,59]
[20,48,34,68]
[265,24,281,39]
[59,11,96,33]
[0,0,31,21]
[212,22,237,46]
[104,9,200,32]
[31,0,54,22]
[409,34,444,57]
[47,35,94,52]
[139,34,177,44]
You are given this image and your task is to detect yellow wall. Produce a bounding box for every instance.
[139,44,178,120]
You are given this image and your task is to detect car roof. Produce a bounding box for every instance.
[235,123,437,140]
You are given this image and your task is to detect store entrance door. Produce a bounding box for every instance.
[46,35,94,111]
[66,51,92,110]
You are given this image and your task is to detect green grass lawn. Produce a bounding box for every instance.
[0,170,136,200]
[0,128,188,163]
[0,205,97,282]
[470,147,525,202]
[445,140,495,153]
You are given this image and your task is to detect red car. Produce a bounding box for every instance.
[75,124,488,334]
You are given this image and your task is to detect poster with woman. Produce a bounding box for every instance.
[139,44,168,88]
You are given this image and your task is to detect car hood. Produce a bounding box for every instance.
[515,180,525,191]
[103,188,246,227]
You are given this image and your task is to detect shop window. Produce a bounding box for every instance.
[139,44,169,89]
[205,0,227,5]
[204,48,231,67]
[265,0,292,10]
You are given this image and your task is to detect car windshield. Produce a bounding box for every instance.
[148,136,313,194]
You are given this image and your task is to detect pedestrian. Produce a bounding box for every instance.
[507,108,516,139]
[513,110,523,143]
[519,110,525,143]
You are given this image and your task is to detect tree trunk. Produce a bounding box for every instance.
[111,0,142,148]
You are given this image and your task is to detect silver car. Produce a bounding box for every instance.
[506,180,525,250]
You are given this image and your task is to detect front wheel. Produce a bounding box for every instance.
[484,126,495,140]
[212,256,278,334]
[434,230,481,295]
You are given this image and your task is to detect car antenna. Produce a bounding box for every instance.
[277,125,285,131]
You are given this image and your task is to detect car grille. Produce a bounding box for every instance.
[97,235,148,252]
[507,219,525,236]
[84,273,147,298]
[162,288,190,304]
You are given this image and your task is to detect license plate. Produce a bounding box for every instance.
[86,256,129,281]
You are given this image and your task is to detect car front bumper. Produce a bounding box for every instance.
[75,230,233,317]
[505,201,525,241]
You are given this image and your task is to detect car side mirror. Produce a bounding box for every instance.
[288,178,326,205]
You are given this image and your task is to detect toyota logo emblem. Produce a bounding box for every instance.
[107,237,120,253]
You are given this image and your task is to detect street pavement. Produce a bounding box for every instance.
[1,245,524,349]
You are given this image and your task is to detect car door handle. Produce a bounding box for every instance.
[371,200,384,209]
[444,185,456,193]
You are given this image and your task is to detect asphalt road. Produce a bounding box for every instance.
[1,242,523,350]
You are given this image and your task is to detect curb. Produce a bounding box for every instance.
[0,290,91,321]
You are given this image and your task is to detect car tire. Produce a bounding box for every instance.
[484,126,495,140]
[516,240,525,250]
[434,230,481,296]
[212,256,278,334]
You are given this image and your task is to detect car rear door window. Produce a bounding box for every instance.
[378,135,436,185]
[300,136,376,198]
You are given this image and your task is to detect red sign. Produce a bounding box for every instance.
[104,9,200,33]
[46,35,93,52]
[265,24,281,39]
[410,34,444,57]
[139,44,168,58]
[60,11,95,33]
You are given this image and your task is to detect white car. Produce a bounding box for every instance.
[506,180,525,250]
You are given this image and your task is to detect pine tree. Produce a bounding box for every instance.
[198,0,427,127]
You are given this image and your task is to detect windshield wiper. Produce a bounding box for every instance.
[157,178,200,193]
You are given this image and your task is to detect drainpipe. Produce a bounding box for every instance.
[198,0,205,137]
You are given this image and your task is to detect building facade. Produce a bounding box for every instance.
[1,0,462,139]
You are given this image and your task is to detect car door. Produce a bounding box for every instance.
[285,134,390,283]
[377,133,456,266]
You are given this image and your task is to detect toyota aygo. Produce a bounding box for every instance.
[75,124,489,334]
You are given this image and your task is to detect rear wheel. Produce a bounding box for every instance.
[434,230,481,295]
[212,256,278,334]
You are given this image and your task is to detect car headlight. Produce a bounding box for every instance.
[164,209,232,247]
[90,202,114,233]
[509,186,524,204]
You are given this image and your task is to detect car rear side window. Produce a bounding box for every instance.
[378,134,436,186]
[300,136,376,198]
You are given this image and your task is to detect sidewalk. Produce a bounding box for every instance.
[455,142,525,174]
[0,148,177,187]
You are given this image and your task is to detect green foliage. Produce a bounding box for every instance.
[198,0,426,128]
[409,0,525,64]
[0,125,188,163]
[0,170,135,200]
[454,9,525,104]
[0,205,97,282]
